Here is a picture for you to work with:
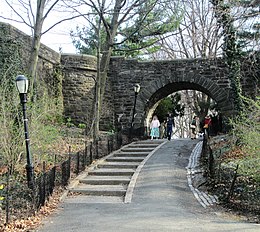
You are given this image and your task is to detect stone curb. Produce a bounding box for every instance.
[186,141,218,208]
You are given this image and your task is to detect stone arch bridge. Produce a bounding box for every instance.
[62,55,258,134]
[1,22,258,136]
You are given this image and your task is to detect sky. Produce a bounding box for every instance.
[0,0,82,54]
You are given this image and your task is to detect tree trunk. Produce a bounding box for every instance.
[94,0,122,137]
[27,0,45,98]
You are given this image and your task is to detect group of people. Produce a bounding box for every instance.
[149,113,174,141]
[190,114,223,139]
[190,115,212,139]
[149,113,222,141]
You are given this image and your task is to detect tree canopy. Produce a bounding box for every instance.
[70,0,182,58]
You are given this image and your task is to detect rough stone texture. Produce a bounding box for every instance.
[61,54,97,126]
[1,22,259,135]
[108,56,259,133]
[0,22,60,75]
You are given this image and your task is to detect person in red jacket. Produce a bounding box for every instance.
[203,115,212,138]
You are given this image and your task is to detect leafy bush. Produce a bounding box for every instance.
[229,97,260,181]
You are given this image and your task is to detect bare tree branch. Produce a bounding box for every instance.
[42,13,89,34]
[2,0,33,28]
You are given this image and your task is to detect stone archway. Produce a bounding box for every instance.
[107,57,242,135]
[135,75,233,132]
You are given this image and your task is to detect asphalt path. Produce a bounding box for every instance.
[37,139,259,232]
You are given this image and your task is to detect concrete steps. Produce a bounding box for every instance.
[68,140,164,202]
[98,162,140,169]
[120,147,155,152]
[106,157,145,162]
[79,176,131,185]
[70,184,126,196]
[65,196,124,204]
[127,144,159,148]
[113,152,148,157]
[88,168,135,176]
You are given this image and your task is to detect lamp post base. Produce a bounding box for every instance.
[26,164,35,190]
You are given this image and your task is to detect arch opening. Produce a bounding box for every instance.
[140,82,226,139]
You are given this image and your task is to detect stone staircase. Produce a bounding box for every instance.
[67,140,164,203]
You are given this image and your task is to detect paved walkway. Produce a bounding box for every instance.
[37,139,259,232]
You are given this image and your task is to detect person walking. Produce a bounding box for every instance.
[203,115,212,139]
[150,115,160,140]
[166,113,174,141]
[190,116,198,140]
[160,120,167,139]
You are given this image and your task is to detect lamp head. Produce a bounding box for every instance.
[15,75,29,94]
[134,84,140,93]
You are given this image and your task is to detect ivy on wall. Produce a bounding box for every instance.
[45,65,64,119]
[0,25,25,173]
[0,25,24,85]
[211,0,244,113]
[0,24,65,173]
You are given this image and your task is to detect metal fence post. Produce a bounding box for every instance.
[107,138,110,155]
[42,161,46,207]
[208,146,214,179]
[76,152,80,175]
[90,142,93,164]
[68,147,71,180]
[111,136,113,153]
[95,140,98,159]
[5,170,10,224]
[84,140,87,167]
[226,164,239,202]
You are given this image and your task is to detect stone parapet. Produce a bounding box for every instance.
[61,54,97,70]
[0,22,60,65]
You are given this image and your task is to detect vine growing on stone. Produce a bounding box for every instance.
[211,0,244,113]
[0,25,65,175]
[0,25,25,174]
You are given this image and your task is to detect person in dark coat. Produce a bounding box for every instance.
[166,113,175,141]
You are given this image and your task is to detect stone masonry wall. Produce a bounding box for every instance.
[0,22,60,79]
[108,56,259,132]
[0,22,113,131]
[1,22,258,135]
[61,54,96,126]
[60,54,115,131]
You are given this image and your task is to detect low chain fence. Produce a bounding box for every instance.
[201,135,260,217]
[0,132,125,226]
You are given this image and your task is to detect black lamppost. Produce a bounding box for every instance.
[130,84,140,138]
[15,75,34,189]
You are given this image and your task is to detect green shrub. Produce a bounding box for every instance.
[65,117,75,128]
[230,96,260,181]
[78,123,86,129]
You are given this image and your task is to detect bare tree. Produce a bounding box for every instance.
[67,0,182,139]
[0,0,84,96]
[151,0,222,59]
[147,0,221,137]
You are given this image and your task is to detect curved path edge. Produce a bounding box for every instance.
[124,141,167,203]
[186,141,218,208]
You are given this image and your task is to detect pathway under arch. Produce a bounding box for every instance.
[137,78,231,132]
